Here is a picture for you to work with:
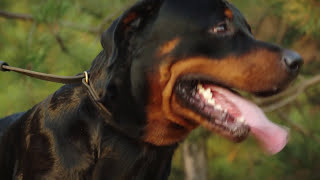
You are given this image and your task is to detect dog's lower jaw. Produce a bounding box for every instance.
[143,117,196,146]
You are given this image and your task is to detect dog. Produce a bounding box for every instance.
[0,0,303,179]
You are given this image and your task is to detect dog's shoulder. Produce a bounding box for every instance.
[0,83,102,178]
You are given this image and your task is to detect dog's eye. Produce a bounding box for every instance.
[209,22,228,34]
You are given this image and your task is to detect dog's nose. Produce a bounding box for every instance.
[282,50,303,73]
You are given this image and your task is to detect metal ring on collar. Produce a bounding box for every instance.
[84,71,89,84]
[0,61,9,72]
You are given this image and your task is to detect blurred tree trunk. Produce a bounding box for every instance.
[183,128,209,180]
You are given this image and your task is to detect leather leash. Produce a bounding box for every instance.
[0,61,111,117]
[0,61,84,84]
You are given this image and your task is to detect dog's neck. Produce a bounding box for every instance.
[92,122,178,179]
[74,89,178,179]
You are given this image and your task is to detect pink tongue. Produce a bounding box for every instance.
[210,86,288,155]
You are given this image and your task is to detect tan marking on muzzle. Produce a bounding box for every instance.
[144,49,290,146]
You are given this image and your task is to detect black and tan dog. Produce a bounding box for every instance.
[0,0,303,179]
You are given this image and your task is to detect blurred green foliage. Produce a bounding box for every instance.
[0,0,319,179]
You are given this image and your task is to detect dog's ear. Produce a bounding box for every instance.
[101,0,163,67]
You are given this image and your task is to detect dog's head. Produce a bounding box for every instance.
[91,0,303,154]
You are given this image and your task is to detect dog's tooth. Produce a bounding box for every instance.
[215,104,222,110]
[203,90,212,99]
[237,117,245,123]
[203,88,210,94]
[204,94,212,100]
[198,89,205,95]
[197,84,213,100]
[198,85,205,94]
[208,99,216,105]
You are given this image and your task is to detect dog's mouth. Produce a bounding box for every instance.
[174,78,289,154]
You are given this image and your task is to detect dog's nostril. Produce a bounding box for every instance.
[283,57,300,71]
[282,50,303,73]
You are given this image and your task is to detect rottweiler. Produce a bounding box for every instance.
[0,0,303,179]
